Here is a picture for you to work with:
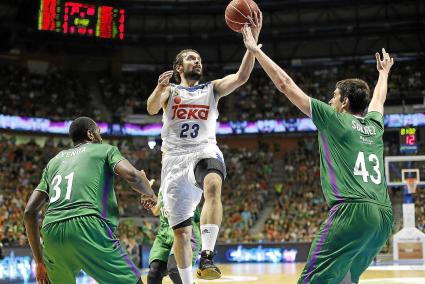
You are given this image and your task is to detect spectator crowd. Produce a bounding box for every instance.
[0,132,423,252]
[1,59,423,123]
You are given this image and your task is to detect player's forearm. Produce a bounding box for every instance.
[23,212,44,263]
[147,87,164,115]
[236,50,256,84]
[252,48,311,116]
[372,72,389,105]
[127,170,155,197]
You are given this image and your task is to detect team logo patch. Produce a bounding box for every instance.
[172,104,210,120]
[174,96,182,104]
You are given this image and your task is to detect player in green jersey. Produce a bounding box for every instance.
[24,117,157,284]
[147,190,201,284]
[242,25,394,284]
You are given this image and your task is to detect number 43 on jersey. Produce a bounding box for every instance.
[353,152,381,184]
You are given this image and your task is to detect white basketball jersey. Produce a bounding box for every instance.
[161,82,219,154]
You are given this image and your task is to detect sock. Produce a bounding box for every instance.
[177,266,193,284]
[200,224,219,252]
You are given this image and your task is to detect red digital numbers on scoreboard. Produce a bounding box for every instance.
[39,0,57,31]
[38,0,125,40]
[63,2,96,36]
[405,134,416,145]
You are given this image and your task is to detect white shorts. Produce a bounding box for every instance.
[160,144,224,228]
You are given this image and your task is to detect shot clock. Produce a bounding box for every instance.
[399,127,418,154]
[38,0,125,40]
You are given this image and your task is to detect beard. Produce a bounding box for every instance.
[184,69,202,82]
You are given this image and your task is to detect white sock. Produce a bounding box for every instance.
[201,224,219,252]
[177,266,193,284]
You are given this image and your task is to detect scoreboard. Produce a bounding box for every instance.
[38,0,125,40]
[399,127,418,153]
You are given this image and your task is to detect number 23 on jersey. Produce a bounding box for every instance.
[180,123,200,138]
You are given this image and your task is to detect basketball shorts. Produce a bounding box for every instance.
[161,144,225,228]
[41,215,140,284]
[298,202,393,284]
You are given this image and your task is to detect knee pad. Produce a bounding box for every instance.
[194,158,226,189]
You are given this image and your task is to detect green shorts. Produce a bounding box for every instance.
[149,224,201,266]
[41,215,140,284]
[298,202,393,284]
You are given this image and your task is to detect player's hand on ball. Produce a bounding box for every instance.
[375,48,394,74]
[157,70,174,90]
[35,262,49,284]
[242,24,262,53]
[248,10,263,42]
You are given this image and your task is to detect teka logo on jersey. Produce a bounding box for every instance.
[172,104,210,120]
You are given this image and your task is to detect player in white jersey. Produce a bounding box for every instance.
[146,14,262,284]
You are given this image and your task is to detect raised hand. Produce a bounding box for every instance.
[375,48,394,74]
[248,10,263,42]
[157,70,174,90]
[242,24,262,53]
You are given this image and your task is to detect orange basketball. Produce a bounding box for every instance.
[225,0,260,33]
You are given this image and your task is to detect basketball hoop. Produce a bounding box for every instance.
[405,178,418,194]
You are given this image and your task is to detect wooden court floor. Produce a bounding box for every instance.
[24,262,425,283]
[140,263,425,284]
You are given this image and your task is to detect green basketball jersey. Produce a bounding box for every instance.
[310,98,391,208]
[35,143,125,230]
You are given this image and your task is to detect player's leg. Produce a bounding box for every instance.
[148,260,168,284]
[172,220,194,284]
[167,254,183,284]
[195,158,226,280]
[297,203,380,284]
[349,206,393,284]
[148,232,173,284]
[162,153,202,284]
[41,222,79,283]
[192,219,202,266]
[72,216,142,284]
[165,222,202,284]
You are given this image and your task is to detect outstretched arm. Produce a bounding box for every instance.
[241,26,311,117]
[213,12,262,99]
[147,70,173,115]
[114,160,157,206]
[368,48,394,115]
[24,190,49,284]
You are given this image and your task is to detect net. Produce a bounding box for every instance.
[405,178,418,194]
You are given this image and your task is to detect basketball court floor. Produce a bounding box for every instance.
[22,261,424,284]
[148,262,425,284]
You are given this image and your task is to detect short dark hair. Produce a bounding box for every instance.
[172,49,200,84]
[336,79,370,114]
[69,117,97,144]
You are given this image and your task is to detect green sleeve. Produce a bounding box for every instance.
[107,146,126,173]
[310,98,339,132]
[35,167,49,195]
[310,98,341,134]
[366,111,384,130]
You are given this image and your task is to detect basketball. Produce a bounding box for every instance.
[225,0,260,33]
